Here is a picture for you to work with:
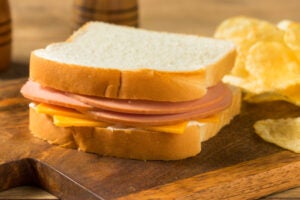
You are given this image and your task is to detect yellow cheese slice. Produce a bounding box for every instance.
[142,122,188,134]
[141,115,220,134]
[35,103,219,134]
[53,115,109,127]
[52,114,187,134]
[36,103,89,119]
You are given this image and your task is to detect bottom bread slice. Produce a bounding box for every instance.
[29,87,241,160]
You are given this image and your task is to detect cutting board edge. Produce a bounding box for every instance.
[118,151,300,200]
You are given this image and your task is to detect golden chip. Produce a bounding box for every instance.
[278,20,300,61]
[231,39,253,77]
[245,41,300,89]
[223,74,262,94]
[278,20,300,50]
[215,16,284,79]
[214,16,283,42]
[277,83,300,106]
[216,17,300,106]
[254,118,300,153]
[278,20,295,30]
[228,83,300,107]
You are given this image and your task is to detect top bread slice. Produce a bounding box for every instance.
[30,22,236,102]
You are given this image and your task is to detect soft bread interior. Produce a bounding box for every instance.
[34,22,235,72]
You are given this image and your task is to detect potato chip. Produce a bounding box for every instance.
[245,41,300,88]
[239,82,300,106]
[278,83,300,106]
[214,16,283,42]
[216,17,300,106]
[224,41,300,96]
[278,20,294,30]
[278,20,300,49]
[278,20,300,61]
[254,118,300,153]
[231,39,253,77]
[215,16,284,80]
[223,74,268,94]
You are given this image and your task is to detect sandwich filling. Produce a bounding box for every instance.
[21,80,233,133]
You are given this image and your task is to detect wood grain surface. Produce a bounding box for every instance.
[1,0,300,199]
[0,0,11,71]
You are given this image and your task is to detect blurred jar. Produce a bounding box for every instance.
[72,0,139,30]
[0,0,11,71]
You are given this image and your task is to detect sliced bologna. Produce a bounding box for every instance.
[85,87,232,126]
[68,82,227,115]
[21,80,233,126]
[20,80,92,110]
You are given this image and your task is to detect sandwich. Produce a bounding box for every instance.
[20,22,241,160]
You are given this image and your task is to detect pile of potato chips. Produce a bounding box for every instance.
[215,16,300,153]
[215,16,300,106]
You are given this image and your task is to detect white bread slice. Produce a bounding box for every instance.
[30,22,236,102]
[29,87,241,160]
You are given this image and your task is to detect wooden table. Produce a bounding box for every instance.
[1,0,300,199]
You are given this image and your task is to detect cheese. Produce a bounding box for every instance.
[142,122,188,134]
[53,115,109,127]
[141,115,219,134]
[34,103,219,134]
[36,103,89,119]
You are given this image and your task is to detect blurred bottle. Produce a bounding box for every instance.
[72,0,139,30]
[0,0,11,71]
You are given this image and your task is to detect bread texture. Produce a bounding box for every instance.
[29,87,241,160]
[30,22,236,102]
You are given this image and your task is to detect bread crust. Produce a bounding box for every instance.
[29,108,201,160]
[28,87,241,160]
[29,49,236,102]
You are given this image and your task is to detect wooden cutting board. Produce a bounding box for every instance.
[1,78,300,200]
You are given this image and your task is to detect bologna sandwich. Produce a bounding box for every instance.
[21,22,241,160]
